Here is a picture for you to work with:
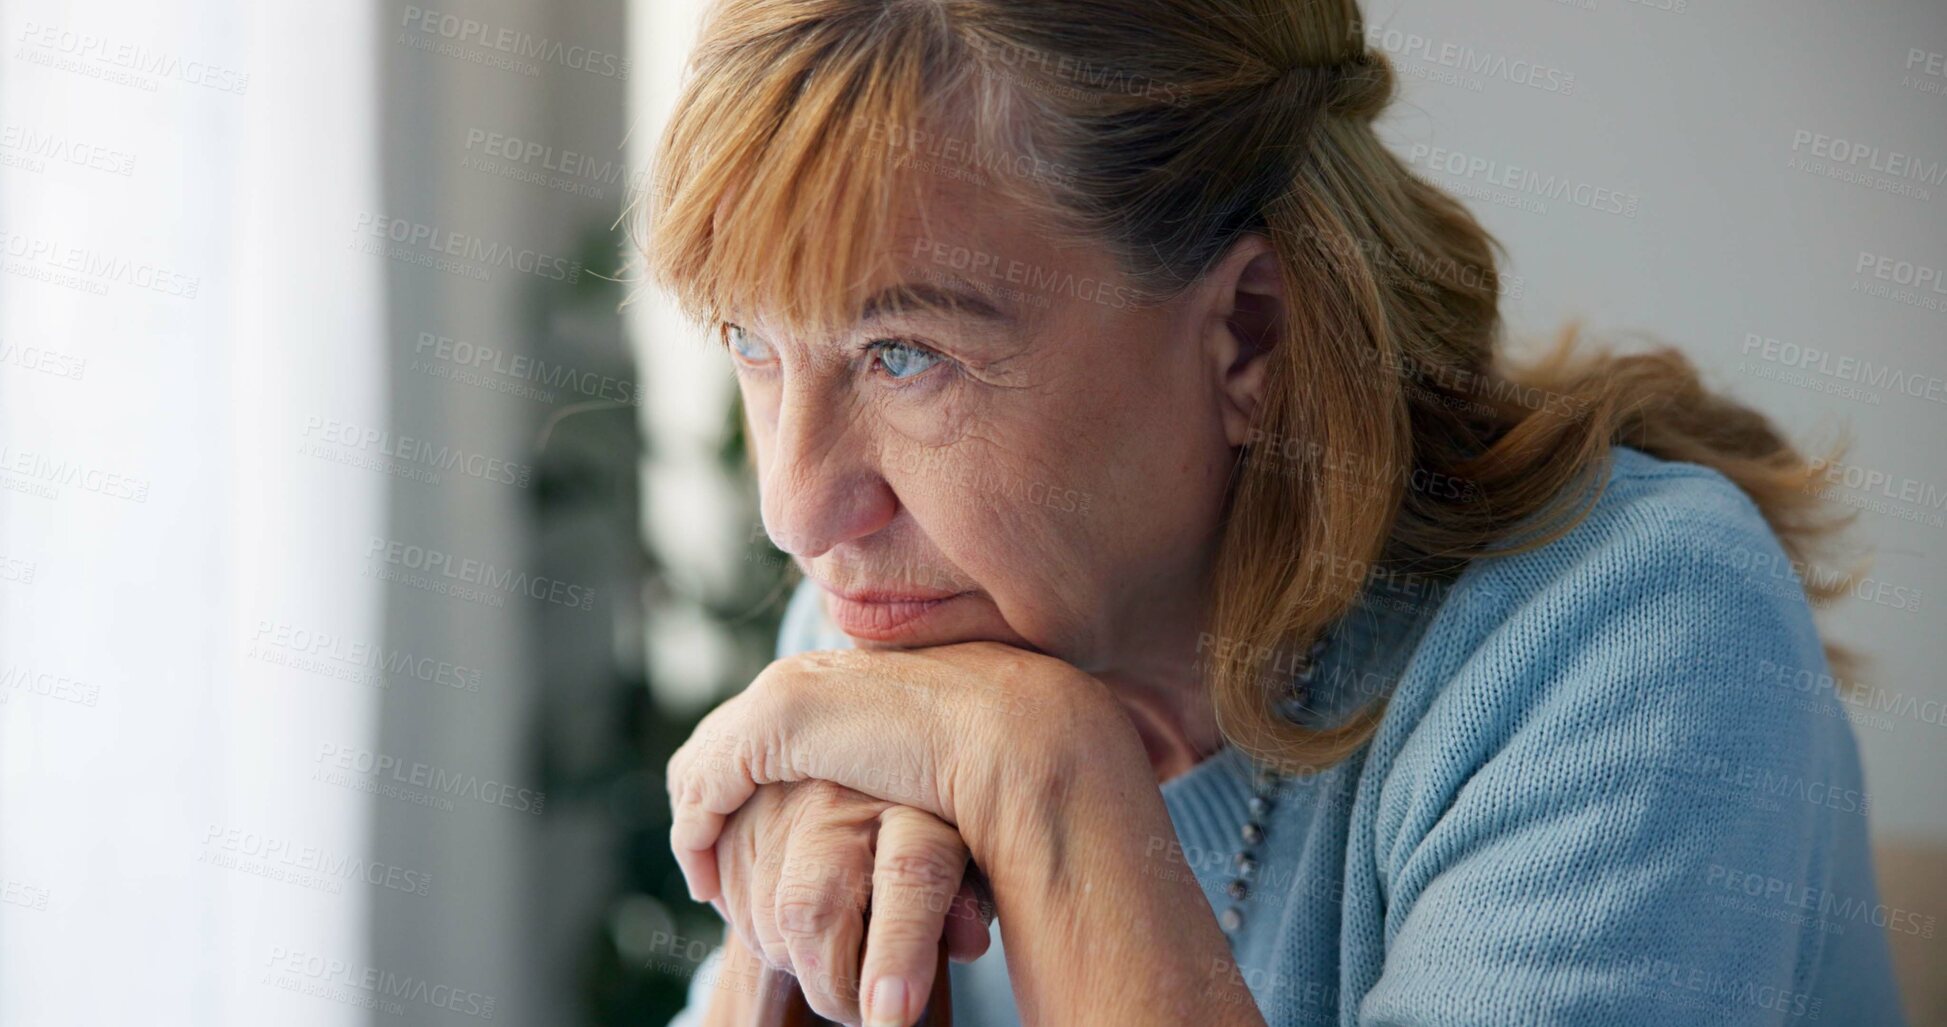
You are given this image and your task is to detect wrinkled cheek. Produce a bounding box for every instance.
[876,384,982,451]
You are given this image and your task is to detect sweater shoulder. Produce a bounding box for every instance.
[1476,442,1791,595]
[1438,443,1821,650]
[1351,445,1900,1027]
[1371,444,1852,798]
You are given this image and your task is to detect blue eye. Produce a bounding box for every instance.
[721,322,774,364]
[868,339,942,381]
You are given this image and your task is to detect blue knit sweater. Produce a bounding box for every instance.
[670,446,1907,1026]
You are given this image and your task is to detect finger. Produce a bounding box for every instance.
[665,717,752,892]
[710,797,765,959]
[667,723,743,900]
[671,801,728,854]
[670,823,722,903]
[773,832,871,1023]
[716,783,797,967]
[942,877,992,963]
[861,806,968,1027]
[950,869,996,966]
[747,840,793,970]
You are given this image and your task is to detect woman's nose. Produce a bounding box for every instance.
[759,387,897,559]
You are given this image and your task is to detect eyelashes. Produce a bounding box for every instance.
[862,338,946,383]
[718,322,955,389]
[721,322,773,364]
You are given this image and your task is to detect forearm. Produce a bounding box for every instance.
[985,764,1268,1026]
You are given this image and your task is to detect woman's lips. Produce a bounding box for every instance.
[819,585,966,641]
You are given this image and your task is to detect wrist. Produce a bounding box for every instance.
[964,671,1154,888]
[985,732,1168,912]
[983,764,1266,1026]
[957,674,1267,1026]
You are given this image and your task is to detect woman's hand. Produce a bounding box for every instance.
[709,779,993,1024]
[666,642,1143,902]
[668,643,1263,1025]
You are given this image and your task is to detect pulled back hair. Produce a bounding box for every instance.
[641,0,1861,772]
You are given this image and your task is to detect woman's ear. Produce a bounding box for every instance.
[1201,234,1285,448]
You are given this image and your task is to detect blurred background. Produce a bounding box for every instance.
[0,0,1940,1024]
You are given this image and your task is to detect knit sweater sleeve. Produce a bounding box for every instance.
[1355,464,1906,1026]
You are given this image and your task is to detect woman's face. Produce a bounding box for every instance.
[729,171,1271,678]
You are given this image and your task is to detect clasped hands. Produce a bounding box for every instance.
[664,642,1146,1025]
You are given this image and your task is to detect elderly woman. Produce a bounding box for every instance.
[647,1,1908,1025]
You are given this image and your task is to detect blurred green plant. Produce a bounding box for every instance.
[530,224,793,1025]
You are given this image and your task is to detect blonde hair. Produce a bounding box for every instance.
[641,0,1861,773]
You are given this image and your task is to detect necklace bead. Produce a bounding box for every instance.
[1218,633,1332,939]
[1221,770,1285,935]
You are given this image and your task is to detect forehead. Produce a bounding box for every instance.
[886,173,1044,316]
[749,165,1101,337]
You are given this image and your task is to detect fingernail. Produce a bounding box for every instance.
[867,976,908,1027]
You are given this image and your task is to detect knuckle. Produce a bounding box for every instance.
[773,886,844,939]
[878,848,962,894]
[748,910,791,966]
[753,657,803,706]
[753,654,797,684]
[749,921,791,969]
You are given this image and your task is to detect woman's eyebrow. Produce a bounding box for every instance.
[858,279,1017,328]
